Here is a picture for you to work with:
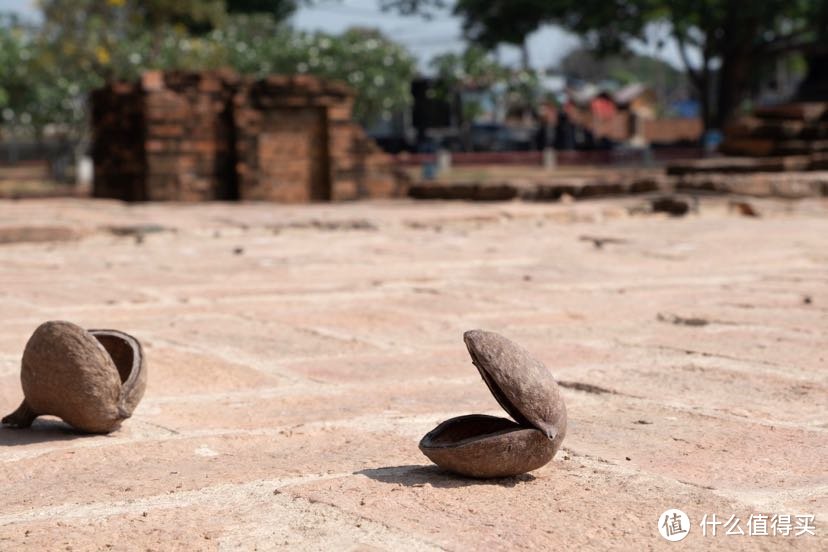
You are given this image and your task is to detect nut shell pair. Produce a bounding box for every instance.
[419,330,567,478]
[2,321,147,433]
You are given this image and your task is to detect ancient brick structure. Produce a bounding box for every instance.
[663,101,828,197]
[666,102,828,180]
[720,102,828,158]
[92,71,407,202]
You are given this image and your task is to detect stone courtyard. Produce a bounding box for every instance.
[0,196,825,550]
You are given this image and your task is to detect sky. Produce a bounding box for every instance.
[0,0,695,73]
[292,0,583,71]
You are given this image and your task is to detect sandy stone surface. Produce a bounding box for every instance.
[0,196,826,551]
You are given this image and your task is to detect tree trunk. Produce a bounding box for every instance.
[798,1,828,100]
[712,2,759,129]
[520,40,530,70]
[796,51,828,101]
[671,24,713,134]
[714,52,751,129]
[698,78,711,134]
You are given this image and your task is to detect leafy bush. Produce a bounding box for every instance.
[0,10,415,142]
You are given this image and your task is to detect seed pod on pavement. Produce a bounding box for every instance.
[419,330,567,478]
[2,320,147,433]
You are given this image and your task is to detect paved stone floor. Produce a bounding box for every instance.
[0,196,826,550]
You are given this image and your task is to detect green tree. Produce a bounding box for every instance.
[793,1,828,100]
[429,46,504,148]
[226,0,299,20]
[35,0,298,75]
[639,1,817,130]
[429,46,540,149]
[0,13,91,137]
[216,20,416,123]
[0,16,32,128]
[430,46,507,95]
[0,16,25,112]
[388,0,828,130]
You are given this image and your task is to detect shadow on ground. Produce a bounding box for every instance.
[0,418,87,446]
[356,464,536,489]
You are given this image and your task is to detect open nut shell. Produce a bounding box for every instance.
[419,414,557,478]
[419,330,567,478]
[2,321,146,433]
[463,329,567,450]
[89,328,147,421]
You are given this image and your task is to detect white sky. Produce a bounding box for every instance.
[0,0,696,73]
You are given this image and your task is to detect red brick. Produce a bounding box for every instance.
[93,70,406,202]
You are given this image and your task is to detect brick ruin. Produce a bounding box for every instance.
[664,101,828,197]
[720,102,828,158]
[92,70,407,202]
[667,102,828,176]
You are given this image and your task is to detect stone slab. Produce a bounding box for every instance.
[0,197,825,550]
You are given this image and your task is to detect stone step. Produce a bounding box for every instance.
[752,102,828,121]
[666,155,818,175]
[720,138,828,157]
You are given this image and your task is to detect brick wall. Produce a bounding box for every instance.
[563,105,702,145]
[643,118,703,144]
[146,70,239,201]
[92,71,407,202]
[234,76,339,202]
[329,118,405,201]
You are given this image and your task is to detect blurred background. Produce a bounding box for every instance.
[0,0,826,194]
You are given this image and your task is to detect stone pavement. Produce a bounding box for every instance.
[0,196,826,550]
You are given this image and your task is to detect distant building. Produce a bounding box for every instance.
[612,83,658,118]
[371,74,703,154]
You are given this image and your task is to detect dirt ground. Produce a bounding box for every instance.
[0,196,826,551]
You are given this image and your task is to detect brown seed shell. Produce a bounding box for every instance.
[89,329,147,420]
[463,329,567,450]
[419,414,557,478]
[2,320,146,433]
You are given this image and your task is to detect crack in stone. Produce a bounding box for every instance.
[557,380,627,396]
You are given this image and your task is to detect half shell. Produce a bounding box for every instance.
[419,414,557,478]
[418,330,567,478]
[2,321,147,433]
[463,329,567,450]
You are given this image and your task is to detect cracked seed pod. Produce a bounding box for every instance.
[419,330,567,478]
[2,321,147,433]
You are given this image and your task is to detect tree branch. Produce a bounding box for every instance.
[674,29,702,90]
[761,35,819,57]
